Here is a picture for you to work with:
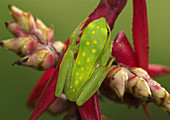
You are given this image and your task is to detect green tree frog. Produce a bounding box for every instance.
[55,17,114,106]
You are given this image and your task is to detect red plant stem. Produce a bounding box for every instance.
[83,0,127,30]
[27,68,55,107]
[29,71,59,120]
[133,0,149,71]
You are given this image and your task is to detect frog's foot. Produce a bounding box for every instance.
[71,17,89,40]
[107,57,116,71]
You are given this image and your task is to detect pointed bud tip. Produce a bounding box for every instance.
[117,31,125,38]
[12,61,20,66]
[8,5,12,10]
[5,21,11,27]
[0,42,3,46]
[145,96,152,103]
[34,17,38,21]
[12,57,29,65]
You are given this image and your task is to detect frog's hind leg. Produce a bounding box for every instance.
[76,57,115,106]
[76,66,107,106]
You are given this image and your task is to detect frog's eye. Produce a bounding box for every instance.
[107,28,110,37]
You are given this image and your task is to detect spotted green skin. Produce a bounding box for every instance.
[55,17,113,106]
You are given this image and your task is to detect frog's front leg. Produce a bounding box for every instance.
[55,19,86,97]
[76,57,115,106]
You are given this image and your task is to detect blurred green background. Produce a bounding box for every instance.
[0,0,170,120]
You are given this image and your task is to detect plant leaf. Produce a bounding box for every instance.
[133,0,149,71]
[112,31,137,67]
[149,64,170,78]
[27,68,55,107]
[78,92,101,120]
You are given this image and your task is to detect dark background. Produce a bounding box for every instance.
[0,0,170,120]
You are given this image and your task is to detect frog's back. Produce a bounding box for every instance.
[66,17,109,101]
